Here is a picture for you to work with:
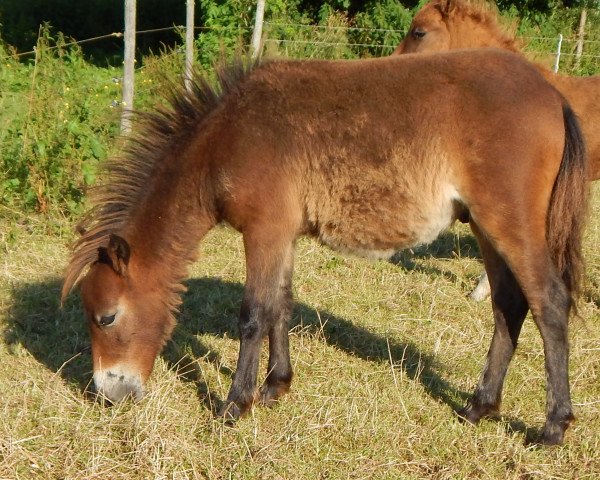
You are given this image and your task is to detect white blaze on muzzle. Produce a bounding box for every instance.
[93,365,145,402]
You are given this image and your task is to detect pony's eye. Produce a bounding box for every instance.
[412,28,427,39]
[99,314,116,326]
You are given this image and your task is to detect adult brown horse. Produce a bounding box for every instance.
[62,51,588,445]
[395,0,600,301]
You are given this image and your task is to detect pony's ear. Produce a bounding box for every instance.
[441,0,457,16]
[97,234,131,275]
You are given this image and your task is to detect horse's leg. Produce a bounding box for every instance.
[469,271,491,302]
[459,222,529,422]
[219,226,295,420]
[259,255,294,406]
[532,277,574,445]
[466,218,574,444]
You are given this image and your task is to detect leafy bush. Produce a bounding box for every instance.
[0,27,121,214]
[351,0,412,57]
[195,0,257,68]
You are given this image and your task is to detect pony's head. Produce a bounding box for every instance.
[395,0,454,54]
[77,234,176,402]
[60,64,240,404]
[394,0,519,55]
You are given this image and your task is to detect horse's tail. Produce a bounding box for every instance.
[546,101,589,309]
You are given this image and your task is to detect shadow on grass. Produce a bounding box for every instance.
[584,277,600,309]
[3,278,92,391]
[455,412,541,446]
[5,276,470,417]
[390,230,481,283]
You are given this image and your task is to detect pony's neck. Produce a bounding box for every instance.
[449,9,520,52]
[124,154,214,288]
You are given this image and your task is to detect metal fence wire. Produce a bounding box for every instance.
[3,18,598,124]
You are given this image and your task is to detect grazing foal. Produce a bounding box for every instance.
[63,51,588,445]
[395,0,599,301]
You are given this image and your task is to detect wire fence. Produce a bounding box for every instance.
[2,20,599,114]
[263,22,600,62]
[3,22,600,63]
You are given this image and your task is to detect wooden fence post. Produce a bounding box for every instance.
[185,0,195,91]
[121,0,136,134]
[575,8,587,71]
[251,0,266,59]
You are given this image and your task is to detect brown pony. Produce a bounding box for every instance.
[395,0,600,301]
[395,0,600,180]
[62,51,588,445]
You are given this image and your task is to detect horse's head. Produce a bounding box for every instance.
[394,0,519,55]
[79,234,176,403]
[394,0,454,55]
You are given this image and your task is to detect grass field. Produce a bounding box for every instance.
[0,183,599,479]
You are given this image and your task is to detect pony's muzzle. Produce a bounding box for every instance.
[93,367,145,403]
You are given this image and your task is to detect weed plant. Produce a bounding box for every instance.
[0,27,123,216]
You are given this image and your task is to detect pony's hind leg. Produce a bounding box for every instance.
[460,222,529,423]
[469,271,491,302]
[531,273,575,445]
[466,218,574,445]
[219,226,296,420]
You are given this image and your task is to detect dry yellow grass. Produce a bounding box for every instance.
[0,186,599,479]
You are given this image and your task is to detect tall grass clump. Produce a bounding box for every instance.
[263,11,356,60]
[503,6,600,75]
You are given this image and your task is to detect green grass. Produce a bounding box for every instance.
[1,185,599,479]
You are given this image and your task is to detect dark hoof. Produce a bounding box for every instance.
[217,402,243,425]
[457,403,499,425]
[533,412,574,446]
[538,424,568,446]
[258,382,290,407]
[524,429,564,447]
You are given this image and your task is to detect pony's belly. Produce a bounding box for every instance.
[313,183,461,260]
[303,142,461,260]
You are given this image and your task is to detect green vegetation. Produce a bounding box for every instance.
[512,5,600,75]
[0,29,121,215]
[1,1,599,478]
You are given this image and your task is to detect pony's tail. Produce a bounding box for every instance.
[546,101,589,310]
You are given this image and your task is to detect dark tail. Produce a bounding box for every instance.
[546,102,589,309]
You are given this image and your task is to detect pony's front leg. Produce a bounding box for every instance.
[259,269,294,406]
[219,294,267,420]
[219,227,296,421]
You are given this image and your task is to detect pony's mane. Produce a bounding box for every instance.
[437,0,521,52]
[61,58,255,303]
